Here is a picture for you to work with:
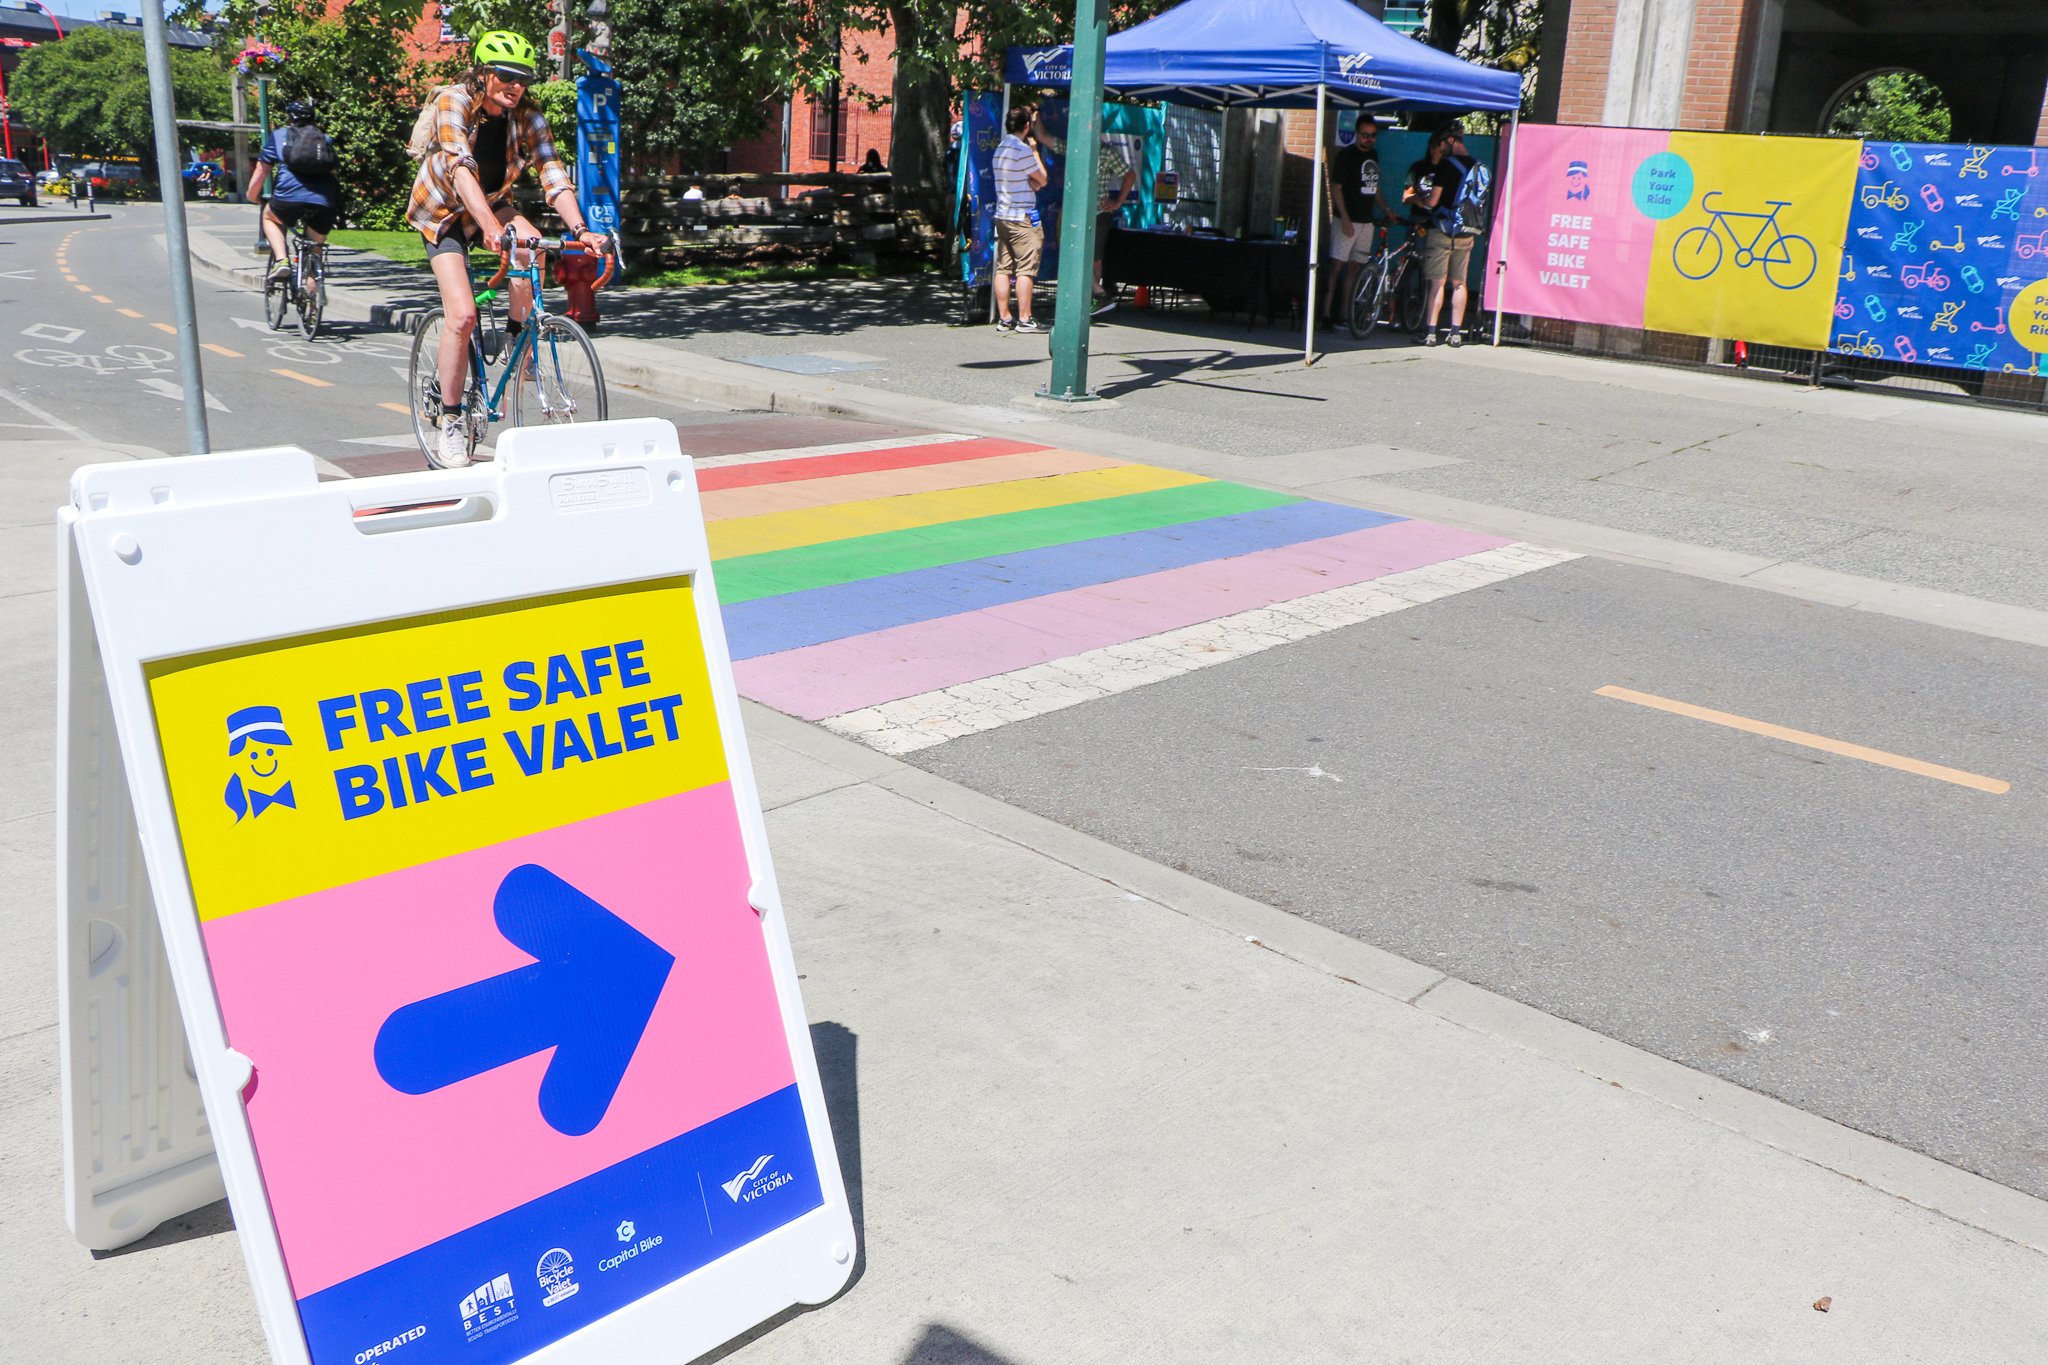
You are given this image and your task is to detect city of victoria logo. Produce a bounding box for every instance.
[1021,48,1069,81]
[722,1154,794,1203]
[1335,51,1373,79]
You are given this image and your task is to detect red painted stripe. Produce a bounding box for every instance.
[695,437,1052,492]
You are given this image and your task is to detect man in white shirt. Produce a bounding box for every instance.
[991,107,1049,334]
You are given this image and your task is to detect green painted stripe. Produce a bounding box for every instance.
[715,480,1302,605]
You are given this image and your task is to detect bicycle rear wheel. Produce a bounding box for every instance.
[264,257,289,330]
[510,314,607,431]
[294,251,323,341]
[1394,261,1427,334]
[408,310,482,466]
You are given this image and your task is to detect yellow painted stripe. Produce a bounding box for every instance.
[201,342,242,358]
[152,321,177,334]
[702,449,1128,522]
[75,284,92,292]
[118,308,145,319]
[708,465,1209,559]
[379,401,414,415]
[1595,686,2009,794]
[92,294,112,304]
[273,368,334,388]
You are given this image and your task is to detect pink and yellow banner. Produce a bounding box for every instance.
[1490,125,1859,351]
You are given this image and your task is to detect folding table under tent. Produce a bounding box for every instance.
[1006,0,1522,362]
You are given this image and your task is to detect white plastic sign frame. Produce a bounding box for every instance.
[57,420,855,1365]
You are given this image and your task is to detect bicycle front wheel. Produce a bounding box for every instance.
[510,314,607,432]
[1349,265,1388,340]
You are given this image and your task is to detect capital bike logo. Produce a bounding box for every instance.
[721,1154,795,1204]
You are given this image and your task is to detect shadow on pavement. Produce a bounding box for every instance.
[90,1198,235,1259]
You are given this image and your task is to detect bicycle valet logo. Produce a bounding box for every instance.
[535,1247,581,1308]
[223,704,297,822]
[1671,191,1818,290]
[458,1273,519,1342]
[721,1154,795,1204]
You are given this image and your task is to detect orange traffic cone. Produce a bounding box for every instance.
[1133,285,1150,309]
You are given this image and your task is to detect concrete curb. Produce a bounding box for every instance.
[0,212,113,227]
[743,698,2048,1254]
[595,335,2048,650]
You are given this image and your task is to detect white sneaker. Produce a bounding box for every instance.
[429,414,472,469]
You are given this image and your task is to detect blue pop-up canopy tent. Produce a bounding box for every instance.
[1006,0,1523,358]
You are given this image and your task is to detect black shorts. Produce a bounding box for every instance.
[425,221,482,261]
[268,200,335,235]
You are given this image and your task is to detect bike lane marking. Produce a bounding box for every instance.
[202,342,242,358]
[117,307,144,318]
[1593,685,2010,794]
[273,368,333,388]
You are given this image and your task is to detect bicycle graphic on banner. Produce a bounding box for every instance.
[1672,192,1819,290]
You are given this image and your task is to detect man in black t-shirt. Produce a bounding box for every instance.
[1322,121,1395,324]
[1405,127,1479,345]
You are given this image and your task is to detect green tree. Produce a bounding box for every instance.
[1827,71,1952,143]
[1423,0,1543,123]
[11,26,228,170]
[206,0,434,228]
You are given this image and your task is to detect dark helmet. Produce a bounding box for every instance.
[284,99,316,125]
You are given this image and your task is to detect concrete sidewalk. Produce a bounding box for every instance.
[5,434,2046,1364]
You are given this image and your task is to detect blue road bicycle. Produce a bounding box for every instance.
[1672,192,1818,290]
[408,236,612,466]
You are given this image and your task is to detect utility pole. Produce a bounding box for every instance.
[140,0,211,454]
[1041,0,1107,402]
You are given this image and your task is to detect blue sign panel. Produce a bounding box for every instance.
[575,51,622,241]
[1838,142,2048,375]
[958,91,1002,287]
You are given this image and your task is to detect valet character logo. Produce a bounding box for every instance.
[1564,159,1590,202]
[223,704,296,821]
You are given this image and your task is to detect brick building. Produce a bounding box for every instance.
[727,27,897,187]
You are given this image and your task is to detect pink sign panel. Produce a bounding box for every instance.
[1490,124,1672,328]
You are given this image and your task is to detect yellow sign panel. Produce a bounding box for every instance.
[146,577,728,920]
[1644,134,1859,351]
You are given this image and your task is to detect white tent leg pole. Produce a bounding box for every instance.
[992,86,1012,325]
[1492,111,1520,348]
[1305,83,1326,366]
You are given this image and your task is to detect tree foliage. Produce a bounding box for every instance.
[1827,71,1952,144]
[11,25,228,168]
[1423,0,1542,124]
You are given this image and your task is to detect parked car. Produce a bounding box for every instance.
[0,159,37,207]
[77,161,147,194]
[36,166,66,188]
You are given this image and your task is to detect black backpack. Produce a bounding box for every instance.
[281,125,338,179]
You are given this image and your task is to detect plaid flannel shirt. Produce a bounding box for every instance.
[405,84,576,241]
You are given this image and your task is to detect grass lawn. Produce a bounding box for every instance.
[328,228,429,266]
[327,229,939,289]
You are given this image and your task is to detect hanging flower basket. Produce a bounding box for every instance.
[236,42,287,76]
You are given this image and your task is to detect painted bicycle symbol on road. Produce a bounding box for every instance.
[1672,192,1818,290]
[14,343,175,374]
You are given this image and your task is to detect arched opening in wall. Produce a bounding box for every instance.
[1819,69,1954,143]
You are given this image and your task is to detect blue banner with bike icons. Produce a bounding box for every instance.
[1833,142,2048,375]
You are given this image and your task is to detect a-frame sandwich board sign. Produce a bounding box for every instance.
[56,420,856,1365]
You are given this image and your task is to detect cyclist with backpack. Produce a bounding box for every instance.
[405,29,609,468]
[1403,125,1491,347]
[248,99,341,286]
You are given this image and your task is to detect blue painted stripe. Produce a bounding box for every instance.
[294,1085,822,1365]
[724,500,1402,660]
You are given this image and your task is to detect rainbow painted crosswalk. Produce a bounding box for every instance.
[704,436,1579,753]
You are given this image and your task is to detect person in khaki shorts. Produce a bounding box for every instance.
[991,107,1049,334]
[1404,127,1477,346]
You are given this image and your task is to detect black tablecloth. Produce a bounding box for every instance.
[1102,228,1306,322]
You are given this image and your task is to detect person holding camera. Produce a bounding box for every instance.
[991,106,1050,334]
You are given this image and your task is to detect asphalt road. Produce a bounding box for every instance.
[0,201,687,460]
[9,201,2047,1202]
[909,554,2048,1199]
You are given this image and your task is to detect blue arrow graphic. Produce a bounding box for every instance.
[373,864,675,1137]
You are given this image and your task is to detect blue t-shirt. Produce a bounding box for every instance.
[260,126,340,208]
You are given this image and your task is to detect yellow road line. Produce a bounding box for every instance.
[378,401,413,415]
[152,321,177,334]
[1594,685,2009,795]
[92,294,112,303]
[75,284,92,292]
[118,308,144,319]
[201,342,242,358]
[273,368,333,388]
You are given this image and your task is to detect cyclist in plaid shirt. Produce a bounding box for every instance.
[412,30,608,468]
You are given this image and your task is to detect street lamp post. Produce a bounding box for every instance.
[1041,0,1108,402]
[140,0,211,454]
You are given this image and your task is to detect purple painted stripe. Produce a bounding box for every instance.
[735,519,1509,721]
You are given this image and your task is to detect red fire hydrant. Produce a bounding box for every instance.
[554,249,604,330]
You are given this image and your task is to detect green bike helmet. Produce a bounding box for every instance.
[474,30,538,80]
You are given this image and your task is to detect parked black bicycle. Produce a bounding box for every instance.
[1348,225,1427,340]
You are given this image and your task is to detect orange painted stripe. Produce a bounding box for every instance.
[201,342,242,358]
[379,401,413,415]
[1595,686,2009,794]
[118,308,145,319]
[273,368,334,388]
[702,448,1128,521]
[152,322,177,334]
[92,294,112,304]
[696,436,1049,492]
